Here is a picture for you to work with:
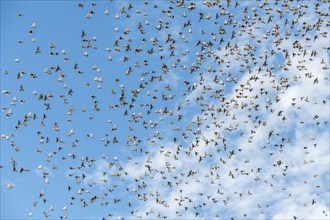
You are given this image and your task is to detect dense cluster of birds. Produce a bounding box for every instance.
[1,0,329,219]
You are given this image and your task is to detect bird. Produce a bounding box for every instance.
[6,183,15,189]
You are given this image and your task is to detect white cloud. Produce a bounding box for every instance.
[121,2,330,219]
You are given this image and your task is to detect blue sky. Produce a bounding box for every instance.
[1,1,329,219]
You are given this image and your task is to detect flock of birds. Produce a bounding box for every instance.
[1,0,330,219]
